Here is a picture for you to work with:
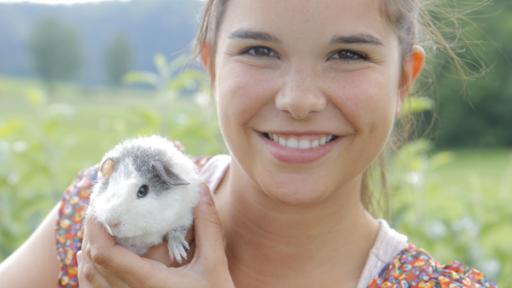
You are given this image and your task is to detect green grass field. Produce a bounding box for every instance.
[1,76,510,285]
[433,149,512,193]
[426,149,512,285]
[427,149,511,278]
[423,149,512,219]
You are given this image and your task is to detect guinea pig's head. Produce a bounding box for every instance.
[89,143,200,238]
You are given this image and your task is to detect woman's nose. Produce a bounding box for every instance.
[275,71,327,120]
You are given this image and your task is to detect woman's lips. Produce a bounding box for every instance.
[257,131,341,164]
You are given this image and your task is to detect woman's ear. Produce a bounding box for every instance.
[201,43,217,85]
[397,45,426,115]
[201,43,211,72]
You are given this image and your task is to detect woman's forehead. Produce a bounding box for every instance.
[218,0,394,44]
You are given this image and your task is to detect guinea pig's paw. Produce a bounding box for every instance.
[166,226,190,264]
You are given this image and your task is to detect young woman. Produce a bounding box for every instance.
[0,0,497,287]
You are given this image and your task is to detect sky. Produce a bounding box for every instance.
[0,0,130,5]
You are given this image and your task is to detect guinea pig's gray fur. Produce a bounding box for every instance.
[86,135,201,263]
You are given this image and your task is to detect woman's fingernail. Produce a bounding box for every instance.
[76,251,82,264]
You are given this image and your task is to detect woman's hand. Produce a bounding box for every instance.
[77,184,235,288]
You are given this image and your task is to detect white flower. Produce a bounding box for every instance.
[453,217,479,237]
[406,171,423,187]
[426,220,446,239]
[13,141,27,153]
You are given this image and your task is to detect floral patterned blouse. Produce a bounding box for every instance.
[55,159,497,288]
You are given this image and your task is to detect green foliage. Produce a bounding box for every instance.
[124,54,208,96]
[365,94,510,285]
[386,143,511,285]
[28,17,83,88]
[0,88,71,257]
[418,0,512,147]
[105,33,133,86]
[400,96,434,117]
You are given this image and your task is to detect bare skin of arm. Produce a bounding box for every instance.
[0,204,61,288]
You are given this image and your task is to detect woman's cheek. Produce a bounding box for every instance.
[331,69,398,136]
[216,64,279,125]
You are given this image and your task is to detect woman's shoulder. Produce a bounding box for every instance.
[368,243,497,287]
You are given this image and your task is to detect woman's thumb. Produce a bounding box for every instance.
[194,183,226,261]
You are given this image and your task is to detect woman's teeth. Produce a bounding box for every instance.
[266,133,335,149]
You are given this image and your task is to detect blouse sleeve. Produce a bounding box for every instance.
[367,243,497,287]
[55,166,98,288]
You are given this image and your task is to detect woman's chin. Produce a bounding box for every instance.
[259,180,334,207]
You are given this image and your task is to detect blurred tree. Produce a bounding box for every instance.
[28,17,83,88]
[105,33,133,87]
[417,0,512,148]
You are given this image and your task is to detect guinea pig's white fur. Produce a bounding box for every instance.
[86,135,201,262]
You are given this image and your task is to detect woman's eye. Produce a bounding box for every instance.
[242,46,279,58]
[328,50,368,61]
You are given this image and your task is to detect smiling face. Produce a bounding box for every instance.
[211,0,419,205]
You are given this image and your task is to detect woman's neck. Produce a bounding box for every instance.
[214,163,379,288]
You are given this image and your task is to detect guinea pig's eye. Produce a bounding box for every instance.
[137,184,149,199]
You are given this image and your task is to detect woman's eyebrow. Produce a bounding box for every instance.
[229,29,280,43]
[329,33,384,46]
[228,29,383,46]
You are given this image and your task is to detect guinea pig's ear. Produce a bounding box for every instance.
[99,158,116,179]
[151,161,189,186]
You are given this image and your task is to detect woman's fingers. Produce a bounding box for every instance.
[78,250,132,288]
[85,217,167,287]
[194,184,227,266]
[77,250,111,288]
[79,218,110,287]
[192,184,235,287]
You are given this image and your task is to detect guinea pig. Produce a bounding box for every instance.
[86,135,201,263]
